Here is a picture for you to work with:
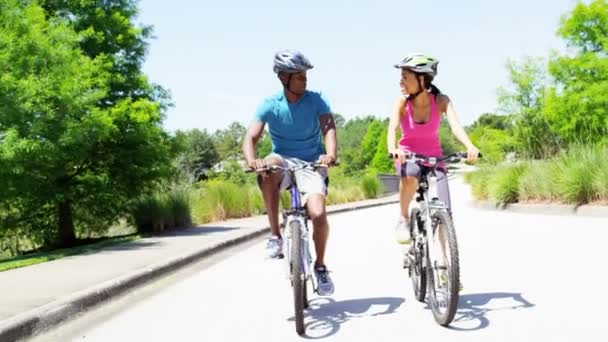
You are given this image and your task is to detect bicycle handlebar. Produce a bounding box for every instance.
[387,151,483,163]
[245,161,339,173]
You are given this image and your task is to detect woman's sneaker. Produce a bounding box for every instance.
[395,217,411,244]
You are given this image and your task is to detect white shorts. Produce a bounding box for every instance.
[264,154,328,204]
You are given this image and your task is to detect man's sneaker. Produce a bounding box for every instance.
[395,217,411,244]
[265,236,283,259]
[314,266,335,296]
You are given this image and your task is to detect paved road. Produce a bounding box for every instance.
[34,178,608,341]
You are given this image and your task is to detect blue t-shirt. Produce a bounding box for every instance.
[253,90,331,162]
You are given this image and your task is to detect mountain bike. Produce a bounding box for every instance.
[390,151,479,326]
[249,161,333,335]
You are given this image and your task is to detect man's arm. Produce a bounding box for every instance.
[242,121,266,169]
[319,113,337,165]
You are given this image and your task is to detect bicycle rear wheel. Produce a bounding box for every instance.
[290,221,305,335]
[409,208,426,302]
[426,209,460,326]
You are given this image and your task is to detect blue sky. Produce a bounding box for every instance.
[137,0,580,133]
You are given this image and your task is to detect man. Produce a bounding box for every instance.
[242,50,337,296]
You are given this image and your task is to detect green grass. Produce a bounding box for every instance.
[464,165,495,200]
[552,146,599,204]
[518,160,557,202]
[0,234,142,272]
[465,144,608,205]
[191,180,263,223]
[190,170,382,224]
[360,172,383,199]
[131,187,193,232]
[488,163,528,204]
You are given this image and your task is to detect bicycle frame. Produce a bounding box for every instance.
[413,160,450,272]
[281,168,315,290]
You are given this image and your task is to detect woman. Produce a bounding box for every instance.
[387,53,480,244]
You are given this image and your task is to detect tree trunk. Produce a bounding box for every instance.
[57,199,77,247]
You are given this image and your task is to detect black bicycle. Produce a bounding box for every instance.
[390,151,479,326]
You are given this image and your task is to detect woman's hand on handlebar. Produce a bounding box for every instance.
[465,145,480,163]
[389,148,408,165]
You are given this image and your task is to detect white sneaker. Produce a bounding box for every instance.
[395,217,411,244]
[265,236,283,259]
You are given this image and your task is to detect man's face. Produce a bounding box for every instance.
[281,71,307,94]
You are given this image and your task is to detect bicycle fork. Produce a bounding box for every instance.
[283,215,314,288]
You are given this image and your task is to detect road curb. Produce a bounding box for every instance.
[472,200,608,218]
[0,197,399,342]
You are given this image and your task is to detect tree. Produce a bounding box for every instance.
[0,1,172,248]
[557,0,608,54]
[468,113,513,131]
[353,120,385,172]
[439,120,464,156]
[174,129,219,182]
[370,128,394,174]
[543,0,608,145]
[337,116,376,173]
[498,57,560,158]
[255,131,273,158]
[213,122,246,160]
[40,0,170,109]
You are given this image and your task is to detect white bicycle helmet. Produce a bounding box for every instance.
[273,50,314,74]
[394,53,439,78]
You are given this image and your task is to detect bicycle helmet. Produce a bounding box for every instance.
[394,53,439,78]
[273,50,314,74]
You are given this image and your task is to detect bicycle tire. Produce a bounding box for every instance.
[409,208,427,302]
[426,209,460,326]
[291,221,305,335]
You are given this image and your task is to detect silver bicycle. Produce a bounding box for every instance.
[391,151,479,326]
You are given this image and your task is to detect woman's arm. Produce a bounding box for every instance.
[439,95,480,162]
[388,95,407,163]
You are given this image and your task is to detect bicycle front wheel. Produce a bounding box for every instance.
[409,208,426,302]
[426,209,460,326]
[290,221,305,335]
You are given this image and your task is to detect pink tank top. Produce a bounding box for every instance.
[398,94,443,157]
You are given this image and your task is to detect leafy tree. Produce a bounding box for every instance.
[0,1,172,248]
[498,57,560,158]
[370,127,394,174]
[544,0,608,145]
[174,129,219,182]
[255,131,273,158]
[40,0,170,108]
[213,122,246,159]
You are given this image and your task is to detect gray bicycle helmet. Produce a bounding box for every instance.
[394,53,439,78]
[273,50,314,74]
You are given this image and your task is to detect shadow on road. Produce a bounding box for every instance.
[288,296,405,339]
[448,292,535,331]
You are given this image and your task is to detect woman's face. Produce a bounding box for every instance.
[400,69,421,95]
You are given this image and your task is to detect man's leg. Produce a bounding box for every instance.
[298,166,334,296]
[259,155,284,258]
[306,194,328,268]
